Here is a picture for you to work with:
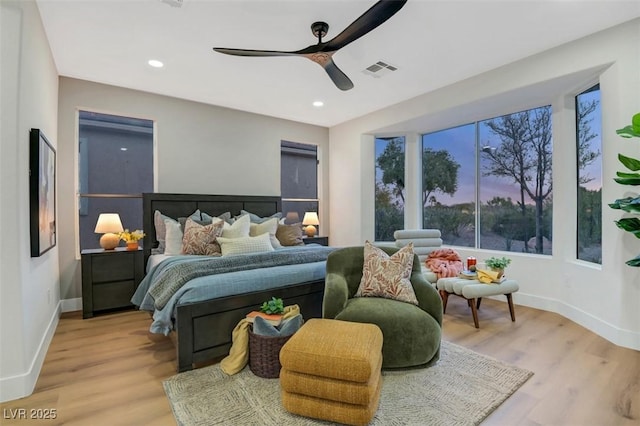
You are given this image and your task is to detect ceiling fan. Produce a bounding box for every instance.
[213,0,408,91]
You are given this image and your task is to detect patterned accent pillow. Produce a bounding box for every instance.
[355,241,418,305]
[154,209,200,254]
[275,223,304,246]
[181,218,224,256]
[221,214,250,239]
[217,232,274,256]
[249,217,281,248]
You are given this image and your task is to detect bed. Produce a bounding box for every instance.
[135,193,330,372]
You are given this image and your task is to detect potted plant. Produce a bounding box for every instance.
[119,229,145,250]
[484,256,511,277]
[246,297,285,326]
[609,112,640,267]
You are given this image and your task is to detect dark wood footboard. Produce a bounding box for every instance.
[175,279,325,372]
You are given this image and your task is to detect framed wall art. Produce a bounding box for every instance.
[29,128,56,257]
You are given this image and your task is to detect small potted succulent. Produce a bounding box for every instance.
[484,256,511,278]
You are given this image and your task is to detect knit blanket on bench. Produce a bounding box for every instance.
[425,248,464,279]
[147,246,334,310]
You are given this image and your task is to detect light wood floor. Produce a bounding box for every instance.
[1,299,638,425]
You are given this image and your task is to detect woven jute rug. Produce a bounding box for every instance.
[164,340,533,425]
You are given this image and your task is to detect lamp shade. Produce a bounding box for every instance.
[95,213,123,250]
[285,211,300,224]
[95,213,124,233]
[302,212,319,238]
[302,212,319,226]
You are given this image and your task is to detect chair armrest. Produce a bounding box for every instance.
[322,272,349,319]
[411,271,443,326]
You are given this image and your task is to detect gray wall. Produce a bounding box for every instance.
[57,77,330,300]
[1,0,60,401]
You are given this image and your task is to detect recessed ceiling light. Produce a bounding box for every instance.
[148,59,164,68]
[120,147,128,151]
[312,101,324,107]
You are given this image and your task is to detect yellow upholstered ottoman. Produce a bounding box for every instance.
[279,318,383,426]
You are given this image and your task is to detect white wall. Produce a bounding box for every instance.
[0,0,61,402]
[57,78,329,301]
[329,19,640,349]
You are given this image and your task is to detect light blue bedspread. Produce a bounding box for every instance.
[131,246,330,335]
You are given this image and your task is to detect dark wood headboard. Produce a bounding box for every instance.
[142,193,282,264]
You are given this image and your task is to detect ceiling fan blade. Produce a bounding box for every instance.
[325,0,408,51]
[213,47,297,57]
[324,59,354,91]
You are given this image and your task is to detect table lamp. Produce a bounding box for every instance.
[302,212,319,238]
[285,212,300,224]
[95,213,123,250]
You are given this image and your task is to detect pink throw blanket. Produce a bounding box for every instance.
[425,249,463,279]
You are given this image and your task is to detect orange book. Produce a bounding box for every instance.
[246,311,283,326]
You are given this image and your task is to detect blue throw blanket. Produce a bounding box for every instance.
[146,246,334,310]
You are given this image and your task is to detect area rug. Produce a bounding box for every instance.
[163,341,533,426]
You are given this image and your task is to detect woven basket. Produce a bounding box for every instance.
[248,329,292,378]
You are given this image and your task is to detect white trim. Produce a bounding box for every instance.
[497,293,640,351]
[0,302,60,402]
[61,297,82,313]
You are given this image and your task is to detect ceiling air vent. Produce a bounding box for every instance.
[362,61,398,78]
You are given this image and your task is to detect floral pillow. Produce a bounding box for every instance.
[355,241,418,305]
[181,218,224,256]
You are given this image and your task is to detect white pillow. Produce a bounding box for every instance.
[222,214,250,239]
[217,232,274,256]
[164,219,184,255]
[249,217,281,249]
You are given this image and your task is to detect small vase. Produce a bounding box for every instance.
[126,242,139,251]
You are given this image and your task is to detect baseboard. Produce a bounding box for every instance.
[512,292,640,351]
[61,297,82,313]
[0,302,60,403]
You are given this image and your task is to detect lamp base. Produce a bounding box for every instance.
[304,225,317,238]
[100,233,120,250]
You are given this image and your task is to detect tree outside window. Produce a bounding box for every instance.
[375,137,405,241]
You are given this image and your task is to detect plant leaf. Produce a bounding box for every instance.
[626,254,640,267]
[616,171,640,178]
[614,177,640,185]
[609,196,640,213]
[615,218,640,238]
[618,154,640,171]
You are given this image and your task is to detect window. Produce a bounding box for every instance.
[422,124,474,247]
[280,141,318,228]
[576,84,602,264]
[78,111,154,251]
[375,137,405,241]
[421,105,553,254]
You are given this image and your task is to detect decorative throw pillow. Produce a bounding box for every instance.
[154,209,200,253]
[163,219,185,255]
[355,241,418,305]
[217,232,274,256]
[181,218,224,256]
[240,210,283,223]
[275,223,304,246]
[221,214,250,239]
[249,217,281,248]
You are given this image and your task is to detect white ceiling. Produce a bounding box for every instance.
[36,0,640,128]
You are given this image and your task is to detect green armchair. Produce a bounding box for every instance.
[322,246,443,369]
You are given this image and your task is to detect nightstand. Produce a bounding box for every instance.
[81,247,144,319]
[303,236,329,246]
